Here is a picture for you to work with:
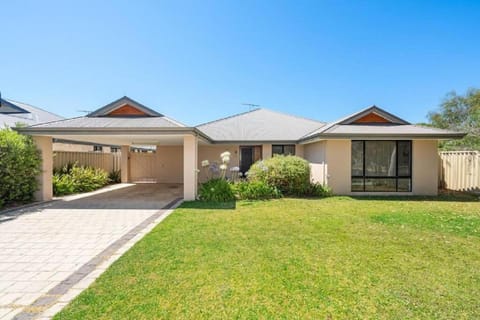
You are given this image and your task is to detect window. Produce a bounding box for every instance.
[272,145,295,156]
[110,147,120,153]
[93,145,103,152]
[351,140,412,192]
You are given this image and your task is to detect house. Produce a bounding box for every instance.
[0,96,118,153]
[17,96,464,201]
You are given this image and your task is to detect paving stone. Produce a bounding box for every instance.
[0,185,181,318]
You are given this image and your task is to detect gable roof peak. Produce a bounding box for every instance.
[87,96,163,117]
[338,105,410,125]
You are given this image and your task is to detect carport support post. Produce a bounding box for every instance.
[183,134,198,200]
[121,145,129,183]
[33,136,53,201]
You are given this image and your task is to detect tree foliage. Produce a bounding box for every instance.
[428,88,480,150]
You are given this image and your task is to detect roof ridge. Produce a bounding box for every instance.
[196,107,325,128]
[163,115,187,127]
[195,108,261,127]
[259,107,326,125]
[6,98,64,119]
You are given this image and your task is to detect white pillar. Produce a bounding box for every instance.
[262,144,272,159]
[183,135,198,200]
[121,145,129,183]
[33,136,53,201]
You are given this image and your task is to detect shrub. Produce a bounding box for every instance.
[247,155,311,196]
[109,170,121,184]
[0,128,41,208]
[232,180,282,200]
[302,182,332,197]
[52,174,75,196]
[198,178,235,202]
[52,163,110,196]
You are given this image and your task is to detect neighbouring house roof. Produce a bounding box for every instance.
[196,108,326,142]
[0,99,63,127]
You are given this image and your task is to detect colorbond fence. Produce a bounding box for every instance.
[439,151,480,191]
[53,151,121,173]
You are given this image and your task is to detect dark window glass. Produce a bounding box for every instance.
[93,145,103,152]
[351,141,364,176]
[365,141,396,177]
[397,178,411,192]
[351,141,412,192]
[272,145,295,156]
[397,141,411,176]
[365,178,396,192]
[351,178,364,191]
[272,145,283,155]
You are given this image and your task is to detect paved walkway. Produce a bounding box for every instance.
[0,184,182,320]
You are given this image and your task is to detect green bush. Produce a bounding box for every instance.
[302,182,332,197]
[52,174,75,196]
[53,163,110,196]
[0,128,41,208]
[247,155,311,196]
[232,180,282,200]
[198,178,235,202]
[109,170,121,184]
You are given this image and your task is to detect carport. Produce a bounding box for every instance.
[17,96,211,201]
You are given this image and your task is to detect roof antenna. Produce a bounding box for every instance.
[242,103,260,111]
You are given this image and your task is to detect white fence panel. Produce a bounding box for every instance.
[439,151,480,191]
[53,151,121,173]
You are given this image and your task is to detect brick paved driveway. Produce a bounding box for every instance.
[0,184,182,320]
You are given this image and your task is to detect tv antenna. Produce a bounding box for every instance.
[242,103,260,111]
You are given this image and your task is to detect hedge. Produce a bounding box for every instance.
[0,128,41,208]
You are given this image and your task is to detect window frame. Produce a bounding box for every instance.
[351,140,412,192]
[272,144,296,156]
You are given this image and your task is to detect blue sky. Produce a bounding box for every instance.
[1,0,479,125]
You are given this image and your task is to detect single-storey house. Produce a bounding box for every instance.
[17,96,464,201]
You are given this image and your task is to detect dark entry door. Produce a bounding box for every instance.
[240,147,254,175]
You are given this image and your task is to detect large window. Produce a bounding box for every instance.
[272,145,295,156]
[351,140,412,192]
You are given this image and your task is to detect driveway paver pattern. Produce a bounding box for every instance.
[0,184,182,320]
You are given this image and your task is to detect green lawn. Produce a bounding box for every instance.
[55,195,480,319]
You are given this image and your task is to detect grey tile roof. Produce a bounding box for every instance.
[300,105,464,141]
[196,108,326,142]
[322,124,464,136]
[0,99,63,127]
[29,115,184,128]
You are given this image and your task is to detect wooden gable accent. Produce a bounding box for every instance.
[107,104,148,116]
[353,112,391,124]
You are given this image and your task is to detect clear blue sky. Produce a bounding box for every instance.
[1,0,479,125]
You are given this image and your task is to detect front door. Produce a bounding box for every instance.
[240,146,262,175]
[240,147,253,175]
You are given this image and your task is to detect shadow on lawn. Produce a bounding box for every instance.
[180,201,237,210]
[348,191,480,203]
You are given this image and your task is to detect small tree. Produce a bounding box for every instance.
[428,88,480,150]
[0,128,41,208]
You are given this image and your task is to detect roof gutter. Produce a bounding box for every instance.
[15,127,214,143]
[298,132,467,144]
